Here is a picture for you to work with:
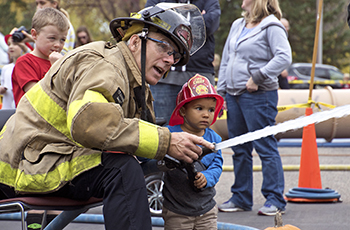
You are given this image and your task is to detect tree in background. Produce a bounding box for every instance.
[214,0,241,58]
[214,0,350,72]
[320,0,350,73]
[0,0,146,42]
[282,0,350,72]
[1,0,350,72]
[65,0,147,41]
[0,0,34,36]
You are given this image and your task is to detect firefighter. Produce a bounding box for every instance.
[0,4,211,229]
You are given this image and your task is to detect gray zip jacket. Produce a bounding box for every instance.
[217,15,292,97]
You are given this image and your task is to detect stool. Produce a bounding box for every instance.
[0,196,103,230]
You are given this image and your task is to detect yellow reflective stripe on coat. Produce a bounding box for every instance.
[67,90,109,134]
[135,120,159,158]
[26,83,72,140]
[0,153,101,193]
[0,125,5,141]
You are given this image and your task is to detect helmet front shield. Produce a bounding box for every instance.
[109,3,206,65]
[156,3,206,56]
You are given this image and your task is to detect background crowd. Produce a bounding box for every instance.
[0,1,349,230]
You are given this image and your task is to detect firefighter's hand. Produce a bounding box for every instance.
[194,172,207,189]
[168,132,214,164]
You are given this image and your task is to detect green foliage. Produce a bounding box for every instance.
[1,0,349,72]
[66,0,147,43]
[281,0,316,64]
[321,0,350,72]
[0,0,34,35]
[215,0,242,56]
[215,0,350,72]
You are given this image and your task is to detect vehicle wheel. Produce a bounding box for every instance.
[145,172,164,216]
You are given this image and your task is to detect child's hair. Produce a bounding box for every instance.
[32,7,69,34]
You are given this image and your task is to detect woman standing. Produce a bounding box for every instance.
[75,26,93,47]
[217,0,291,215]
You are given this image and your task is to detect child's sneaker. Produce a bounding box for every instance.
[258,204,285,216]
[218,200,244,212]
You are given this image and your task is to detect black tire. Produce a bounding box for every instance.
[145,172,164,216]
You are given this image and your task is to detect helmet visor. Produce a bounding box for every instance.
[156,3,206,56]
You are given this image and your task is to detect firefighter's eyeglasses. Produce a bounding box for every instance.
[145,37,182,64]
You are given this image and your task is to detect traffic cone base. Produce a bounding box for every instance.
[285,187,341,203]
[285,197,339,203]
[285,107,341,203]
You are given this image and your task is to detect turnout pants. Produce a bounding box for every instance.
[0,152,152,230]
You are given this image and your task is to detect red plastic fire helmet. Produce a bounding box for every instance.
[169,74,224,126]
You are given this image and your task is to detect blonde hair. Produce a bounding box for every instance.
[32,7,69,33]
[243,0,282,24]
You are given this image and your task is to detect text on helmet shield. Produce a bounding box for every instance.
[151,17,171,30]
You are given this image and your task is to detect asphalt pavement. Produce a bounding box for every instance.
[1,141,350,230]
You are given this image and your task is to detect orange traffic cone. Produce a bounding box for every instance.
[298,107,322,189]
[285,107,341,202]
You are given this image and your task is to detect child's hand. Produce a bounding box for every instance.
[49,51,63,65]
[194,172,207,189]
[0,86,7,94]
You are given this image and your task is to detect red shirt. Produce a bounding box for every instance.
[12,53,51,106]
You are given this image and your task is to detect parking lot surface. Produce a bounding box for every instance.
[1,143,350,230]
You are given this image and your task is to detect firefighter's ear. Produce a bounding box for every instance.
[129,35,140,51]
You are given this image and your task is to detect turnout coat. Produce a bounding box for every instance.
[0,41,170,194]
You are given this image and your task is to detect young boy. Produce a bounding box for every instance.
[9,7,69,229]
[163,74,224,230]
[11,7,69,106]
[0,34,29,109]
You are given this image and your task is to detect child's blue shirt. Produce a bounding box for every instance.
[167,125,223,188]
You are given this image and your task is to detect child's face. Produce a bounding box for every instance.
[180,97,217,134]
[32,25,67,59]
[7,38,24,60]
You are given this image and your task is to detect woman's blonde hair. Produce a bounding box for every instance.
[243,0,282,24]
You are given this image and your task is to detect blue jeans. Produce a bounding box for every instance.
[150,83,182,125]
[226,90,286,210]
